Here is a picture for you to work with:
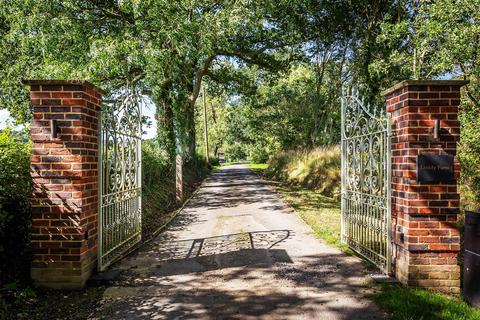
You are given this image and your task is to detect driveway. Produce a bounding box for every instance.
[92,164,388,319]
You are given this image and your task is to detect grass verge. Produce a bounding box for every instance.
[266,146,341,199]
[247,162,480,320]
[247,163,345,251]
[373,284,480,320]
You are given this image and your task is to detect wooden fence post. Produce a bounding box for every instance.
[176,154,183,205]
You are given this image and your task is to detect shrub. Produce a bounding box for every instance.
[459,101,480,211]
[209,157,220,167]
[249,144,269,164]
[183,156,210,194]
[141,140,210,237]
[0,128,32,284]
[266,146,341,199]
[141,140,176,236]
[225,144,247,162]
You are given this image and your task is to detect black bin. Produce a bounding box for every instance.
[464,211,480,307]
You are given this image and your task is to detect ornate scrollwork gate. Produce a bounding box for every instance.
[340,87,392,273]
[98,90,142,271]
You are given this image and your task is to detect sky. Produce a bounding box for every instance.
[0,109,9,126]
[0,109,20,130]
[141,98,157,139]
[0,99,157,139]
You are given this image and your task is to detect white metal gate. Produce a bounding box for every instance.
[98,91,142,271]
[340,87,391,273]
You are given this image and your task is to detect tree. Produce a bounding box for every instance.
[1,0,313,161]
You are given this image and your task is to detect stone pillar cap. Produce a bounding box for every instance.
[22,79,106,95]
[382,79,469,97]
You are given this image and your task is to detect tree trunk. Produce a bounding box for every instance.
[185,101,196,162]
[154,81,176,163]
[176,55,216,162]
[177,99,196,163]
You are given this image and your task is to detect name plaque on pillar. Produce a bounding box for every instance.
[416,154,454,183]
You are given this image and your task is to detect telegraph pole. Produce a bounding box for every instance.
[202,86,209,163]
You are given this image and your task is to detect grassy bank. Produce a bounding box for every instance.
[142,141,210,238]
[265,146,341,199]
[247,147,480,320]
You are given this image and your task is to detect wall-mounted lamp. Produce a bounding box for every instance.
[433,119,440,140]
[51,119,59,139]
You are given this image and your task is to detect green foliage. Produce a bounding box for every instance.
[374,284,480,320]
[208,157,220,168]
[249,144,269,164]
[1,0,480,253]
[195,91,249,162]
[246,163,269,171]
[141,140,176,237]
[419,0,480,210]
[195,92,228,160]
[242,63,342,156]
[225,144,247,162]
[459,102,480,210]
[196,63,344,163]
[264,146,341,199]
[0,128,31,283]
[141,139,210,237]
[243,65,317,151]
[1,0,309,160]
[373,0,480,208]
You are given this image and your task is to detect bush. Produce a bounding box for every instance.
[208,157,220,167]
[266,146,341,199]
[141,140,176,236]
[225,144,247,162]
[459,101,480,211]
[141,140,210,237]
[0,128,32,284]
[249,144,269,164]
[183,156,210,193]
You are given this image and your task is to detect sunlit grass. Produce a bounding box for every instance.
[373,284,480,320]
[246,163,268,170]
[247,163,346,250]
[275,184,345,249]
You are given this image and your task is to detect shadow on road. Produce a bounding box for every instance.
[117,230,293,279]
[92,165,387,320]
[187,167,279,210]
[96,250,385,320]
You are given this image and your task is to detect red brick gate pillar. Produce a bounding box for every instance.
[24,80,104,289]
[383,80,468,293]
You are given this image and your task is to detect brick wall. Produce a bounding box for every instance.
[24,80,104,289]
[383,80,468,293]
